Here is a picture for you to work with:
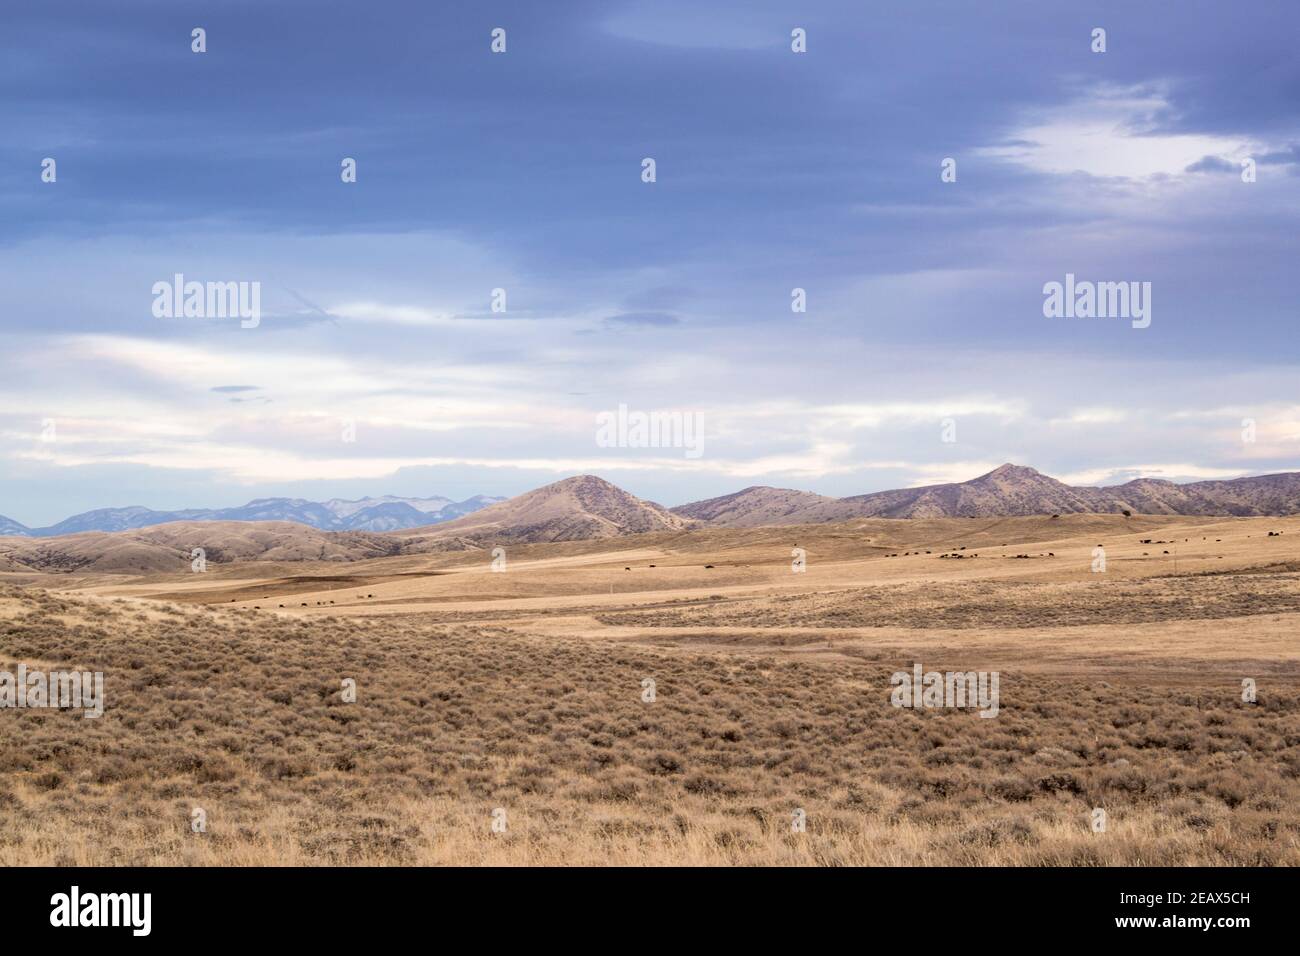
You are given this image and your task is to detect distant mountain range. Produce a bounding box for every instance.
[0,477,685,573]
[0,514,29,536]
[672,463,1300,523]
[5,466,1300,573]
[0,494,505,538]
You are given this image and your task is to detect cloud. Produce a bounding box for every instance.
[330,302,455,327]
[1048,408,1128,426]
[601,1,788,50]
[603,312,681,329]
[1057,464,1251,486]
[1185,155,1238,174]
[980,86,1263,180]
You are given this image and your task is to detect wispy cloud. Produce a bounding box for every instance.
[979,85,1266,180]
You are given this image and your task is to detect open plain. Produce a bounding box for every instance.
[2,512,1298,865]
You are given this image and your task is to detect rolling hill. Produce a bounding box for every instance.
[0,477,693,572]
[8,466,1300,574]
[0,522,400,574]
[672,486,840,527]
[402,475,694,547]
[673,464,1300,524]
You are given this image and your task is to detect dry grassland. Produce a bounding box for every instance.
[1,514,1297,865]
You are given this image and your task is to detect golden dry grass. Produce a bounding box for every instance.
[1,514,1298,865]
[0,520,1294,863]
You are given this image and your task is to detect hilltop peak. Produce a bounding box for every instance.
[545,475,623,492]
[671,484,842,527]
[413,474,692,543]
[983,463,1044,480]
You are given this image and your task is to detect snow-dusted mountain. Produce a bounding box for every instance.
[0,514,30,536]
[1,494,506,538]
[321,495,454,518]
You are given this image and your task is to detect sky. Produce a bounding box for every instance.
[1,0,1297,526]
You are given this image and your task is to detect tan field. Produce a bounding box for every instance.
[2,512,1298,865]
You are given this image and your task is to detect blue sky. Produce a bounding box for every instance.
[2,0,1298,525]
